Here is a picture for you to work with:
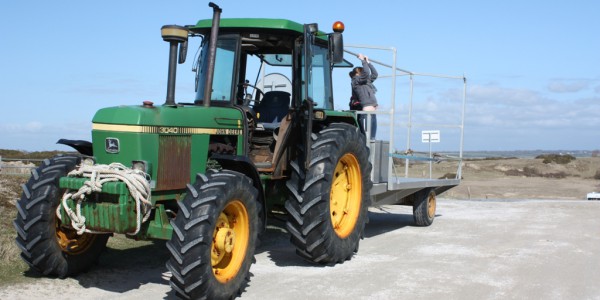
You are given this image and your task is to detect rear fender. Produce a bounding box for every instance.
[57,139,93,156]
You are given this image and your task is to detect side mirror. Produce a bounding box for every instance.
[178,40,188,64]
[329,32,344,64]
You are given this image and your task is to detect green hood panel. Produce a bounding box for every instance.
[90,105,245,187]
[93,105,243,128]
[324,110,356,119]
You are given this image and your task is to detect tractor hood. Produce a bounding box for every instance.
[92,104,243,128]
[89,104,245,181]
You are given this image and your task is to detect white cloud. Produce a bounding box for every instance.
[468,84,543,106]
[547,80,589,93]
[466,84,600,129]
[461,83,600,149]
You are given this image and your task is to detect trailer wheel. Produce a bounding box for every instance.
[413,189,436,226]
[166,170,259,300]
[285,123,372,264]
[13,155,109,277]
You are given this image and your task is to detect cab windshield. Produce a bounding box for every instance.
[195,36,238,103]
[193,32,339,110]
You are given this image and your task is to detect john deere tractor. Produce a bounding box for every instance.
[14,3,372,299]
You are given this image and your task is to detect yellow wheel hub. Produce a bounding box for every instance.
[55,220,95,255]
[211,200,250,283]
[330,153,362,238]
[427,193,436,219]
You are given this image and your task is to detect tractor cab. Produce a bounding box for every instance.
[189,19,346,109]
[187,18,352,173]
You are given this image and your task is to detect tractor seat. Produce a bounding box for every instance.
[253,91,290,128]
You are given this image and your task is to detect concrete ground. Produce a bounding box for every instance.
[2,199,600,299]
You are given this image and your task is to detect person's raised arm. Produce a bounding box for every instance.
[364,56,378,81]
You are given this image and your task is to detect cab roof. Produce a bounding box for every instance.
[193,18,303,33]
[191,18,327,39]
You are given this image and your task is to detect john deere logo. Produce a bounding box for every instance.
[105,138,120,153]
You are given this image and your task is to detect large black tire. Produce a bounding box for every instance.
[13,155,109,277]
[413,188,436,226]
[166,170,259,300]
[285,123,372,263]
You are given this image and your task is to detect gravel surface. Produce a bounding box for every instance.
[2,198,599,299]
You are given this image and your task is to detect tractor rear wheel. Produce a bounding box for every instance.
[413,188,436,226]
[166,170,259,300]
[285,123,372,263]
[13,155,109,277]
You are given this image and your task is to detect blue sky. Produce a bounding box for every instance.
[1,1,599,152]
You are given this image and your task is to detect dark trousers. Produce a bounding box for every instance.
[358,113,377,140]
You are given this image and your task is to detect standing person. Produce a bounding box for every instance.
[350,53,378,140]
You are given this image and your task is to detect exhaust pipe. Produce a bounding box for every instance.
[203,2,222,107]
[161,25,189,106]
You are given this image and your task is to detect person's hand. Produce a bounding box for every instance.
[364,56,370,63]
[357,53,365,61]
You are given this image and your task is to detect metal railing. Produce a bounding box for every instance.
[0,156,41,175]
[344,44,466,187]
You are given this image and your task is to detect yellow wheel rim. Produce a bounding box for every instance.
[427,192,436,219]
[55,219,96,255]
[211,200,250,283]
[330,153,362,238]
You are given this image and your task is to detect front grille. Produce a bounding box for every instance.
[156,135,191,190]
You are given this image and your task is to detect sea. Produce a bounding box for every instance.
[440,150,597,159]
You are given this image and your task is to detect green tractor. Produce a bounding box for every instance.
[14,3,374,299]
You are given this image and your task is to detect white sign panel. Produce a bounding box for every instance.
[422,130,440,143]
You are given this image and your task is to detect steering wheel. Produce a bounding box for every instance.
[238,80,264,106]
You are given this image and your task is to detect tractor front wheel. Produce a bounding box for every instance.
[13,155,109,277]
[166,170,259,300]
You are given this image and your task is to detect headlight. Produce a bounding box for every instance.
[82,157,96,167]
[132,160,151,174]
[314,110,325,120]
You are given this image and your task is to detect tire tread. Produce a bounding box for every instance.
[285,123,372,264]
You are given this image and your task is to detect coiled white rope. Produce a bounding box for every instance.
[56,163,152,235]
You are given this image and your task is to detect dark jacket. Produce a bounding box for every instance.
[351,61,378,107]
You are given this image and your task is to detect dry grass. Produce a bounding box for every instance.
[445,157,600,200]
[0,174,29,283]
[463,157,600,179]
[0,175,27,206]
[0,149,68,163]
